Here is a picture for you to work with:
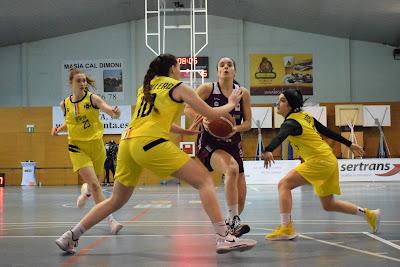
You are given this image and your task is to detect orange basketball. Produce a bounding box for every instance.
[208,117,234,138]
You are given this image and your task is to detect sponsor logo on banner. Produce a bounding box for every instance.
[245,158,400,184]
[249,54,313,96]
[376,164,400,176]
[52,105,131,135]
[338,158,400,182]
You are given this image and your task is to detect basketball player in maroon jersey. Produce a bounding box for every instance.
[185,57,252,237]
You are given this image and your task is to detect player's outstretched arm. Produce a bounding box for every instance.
[174,83,242,121]
[91,94,120,119]
[183,83,212,119]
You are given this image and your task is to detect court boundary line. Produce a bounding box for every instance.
[299,233,400,262]
[252,227,366,234]
[363,232,400,250]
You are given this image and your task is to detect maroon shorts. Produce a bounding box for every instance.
[197,141,244,173]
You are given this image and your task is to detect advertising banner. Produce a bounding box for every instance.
[52,105,131,135]
[339,158,400,182]
[250,54,313,96]
[62,59,125,103]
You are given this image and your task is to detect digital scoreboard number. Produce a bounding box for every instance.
[177,56,209,78]
[0,173,4,187]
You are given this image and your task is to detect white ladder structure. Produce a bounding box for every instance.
[145,0,208,88]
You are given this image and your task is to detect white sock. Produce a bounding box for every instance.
[213,221,228,236]
[71,223,86,240]
[280,213,291,226]
[227,204,239,221]
[356,207,366,217]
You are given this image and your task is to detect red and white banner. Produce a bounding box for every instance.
[338,158,400,182]
[244,158,400,184]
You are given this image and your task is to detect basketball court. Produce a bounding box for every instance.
[1,183,399,266]
[1,0,400,266]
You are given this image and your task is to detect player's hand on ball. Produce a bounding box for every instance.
[202,117,210,131]
[185,115,203,135]
[191,114,204,129]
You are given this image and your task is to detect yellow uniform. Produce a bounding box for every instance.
[115,76,190,187]
[287,111,340,196]
[64,91,106,175]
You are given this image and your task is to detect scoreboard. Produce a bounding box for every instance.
[177,56,209,78]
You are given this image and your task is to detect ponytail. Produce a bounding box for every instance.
[142,54,178,112]
[85,76,96,91]
[143,68,156,106]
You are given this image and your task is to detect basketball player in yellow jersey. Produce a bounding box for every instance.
[51,68,123,235]
[56,54,257,254]
[262,89,381,241]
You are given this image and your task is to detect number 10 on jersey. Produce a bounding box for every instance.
[136,93,157,118]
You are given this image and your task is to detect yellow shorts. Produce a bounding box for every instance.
[115,137,191,187]
[68,138,106,176]
[295,153,341,197]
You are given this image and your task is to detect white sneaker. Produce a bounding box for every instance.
[77,183,90,209]
[109,219,123,235]
[55,230,78,253]
[216,233,257,254]
[227,215,251,237]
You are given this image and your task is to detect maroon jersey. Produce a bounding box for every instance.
[198,82,243,145]
[196,82,245,173]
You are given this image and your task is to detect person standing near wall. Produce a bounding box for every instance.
[104,140,118,185]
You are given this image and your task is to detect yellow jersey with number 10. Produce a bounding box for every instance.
[64,91,103,141]
[125,76,183,140]
[287,111,333,161]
